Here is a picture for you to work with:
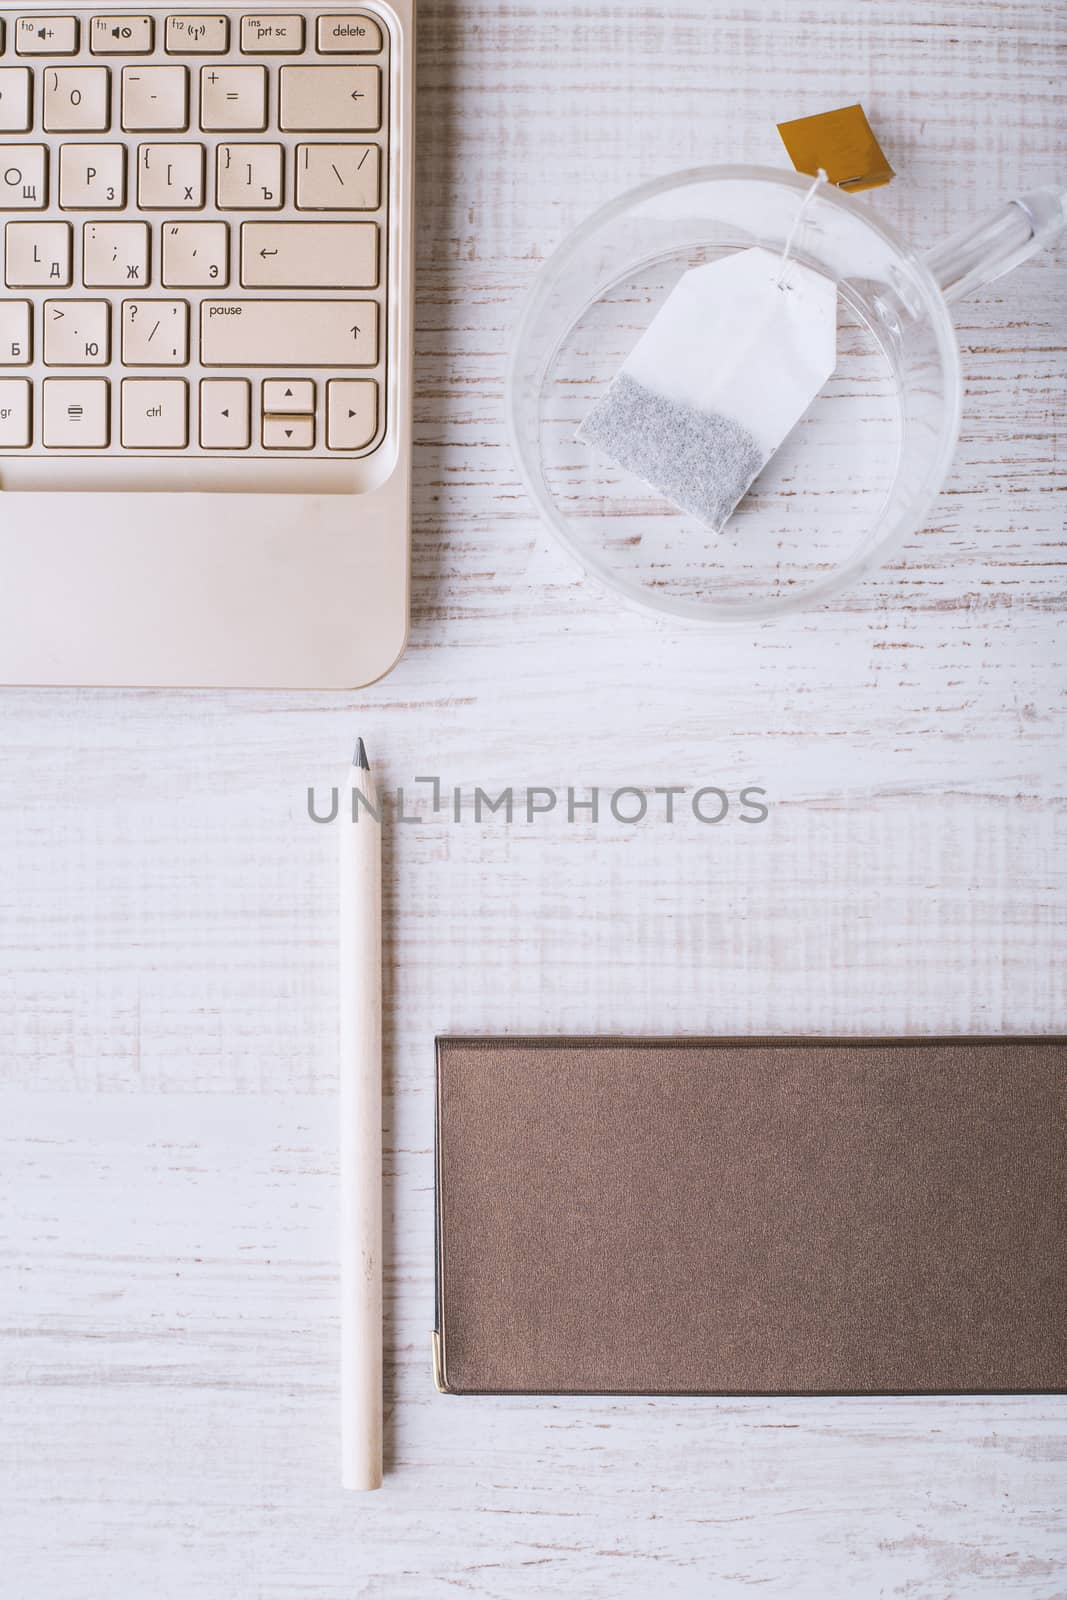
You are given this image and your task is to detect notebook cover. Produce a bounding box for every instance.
[433,1036,1067,1396]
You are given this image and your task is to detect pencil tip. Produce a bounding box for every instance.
[352,737,370,771]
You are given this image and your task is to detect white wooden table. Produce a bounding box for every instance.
[2,2,1065,1594]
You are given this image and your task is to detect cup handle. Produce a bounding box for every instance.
[923,184,1066,304]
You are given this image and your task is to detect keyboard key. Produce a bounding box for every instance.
[90,15,154,53]
[0,300,31,364]
[162,220,228,287]
[43,377,109,447]
[317,15,384,53]
[43,298,110,365]
[165,15,229,53]
[121,377,188,447]
[327,379,377,449]
[296,143,379,210]
[83,219,150,286]
[263,378,313,413]
[6,220,71,286]
[0,145,48,209]
[200,299,378,367]
[43,65,110,132]
[200,377,250,448]
[0,377,31,445]
[121,298,189,365]
[0,68,33,133]
[216,143,283,209]
[279,66,380,132]
[240,15,304,52]
[241,221,378,288]
[263,413,314,449]
[200,65,266,131]
[137,142,204,207]
[16,16,79,55]
[59,143,125,207]
[122,65,188,130]
[0,10,394,462]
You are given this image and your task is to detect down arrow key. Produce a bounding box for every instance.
[262,413,314,450]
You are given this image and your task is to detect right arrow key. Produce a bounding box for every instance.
[327,379,378,451]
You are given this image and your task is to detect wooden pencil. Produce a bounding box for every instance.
[339,736,383,1490]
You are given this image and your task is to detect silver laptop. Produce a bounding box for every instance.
[0,0,413,687]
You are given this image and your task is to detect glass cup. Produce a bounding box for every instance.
[507,167,1066,622]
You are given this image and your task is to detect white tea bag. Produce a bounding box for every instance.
[577,245,837,532]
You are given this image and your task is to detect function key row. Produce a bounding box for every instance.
[0,373,378,448]
[5,14,383,56]
[0,63,380,133]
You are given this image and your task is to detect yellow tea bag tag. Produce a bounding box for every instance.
[777,104,894,192]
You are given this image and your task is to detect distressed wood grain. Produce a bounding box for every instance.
[1,0,1065,1595]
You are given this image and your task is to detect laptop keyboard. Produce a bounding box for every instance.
[0,8,390,463]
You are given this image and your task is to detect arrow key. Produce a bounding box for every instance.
[200,377,250,448]
[263,378,314,414]
[327,378,377,451]
[263,411,314,450]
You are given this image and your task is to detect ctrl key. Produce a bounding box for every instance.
[121,378,188,448]
[0,378,31,446]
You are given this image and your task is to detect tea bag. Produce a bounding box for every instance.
[577,183,838,532]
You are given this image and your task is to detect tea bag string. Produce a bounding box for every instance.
[776,168,828,289]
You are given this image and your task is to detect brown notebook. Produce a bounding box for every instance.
[433,1036,1067,1396]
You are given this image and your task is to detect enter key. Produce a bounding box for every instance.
[241,221,379,288]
